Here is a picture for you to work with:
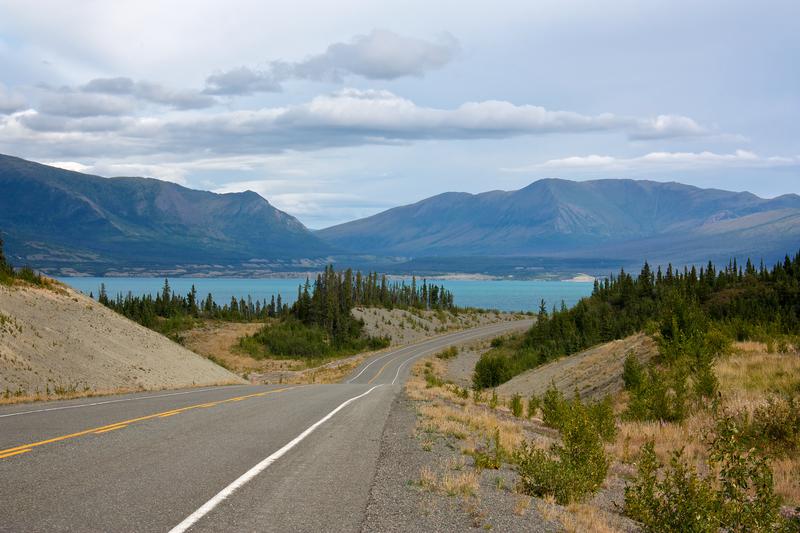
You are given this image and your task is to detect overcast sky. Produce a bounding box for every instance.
[1,0,798,227]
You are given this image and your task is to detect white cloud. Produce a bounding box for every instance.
[503,150,800,173]
[204,30,459,94]
[632,114,708,139]
[0,88,719,160]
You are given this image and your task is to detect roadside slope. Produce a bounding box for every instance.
[0,283,243,399]
[496,333,657,400]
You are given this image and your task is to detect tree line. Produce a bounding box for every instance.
[475,253,800,388]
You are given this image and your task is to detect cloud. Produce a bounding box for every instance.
[632,114,708,139]
[37,92,134,117]
[81,77,216,109]
[0,84,27,114]
[292,29,459,81]
[502,150,800,172]
[204,30,459,95]
[204,67,282,95]
[2,88,717,160]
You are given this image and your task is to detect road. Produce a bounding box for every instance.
[0,319,532,532]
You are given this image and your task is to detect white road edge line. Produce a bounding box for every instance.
[0,386,252,419]
[347,321,523,384]
[346,348,406,383]
[167,384,384,533]
[390,324,521,385]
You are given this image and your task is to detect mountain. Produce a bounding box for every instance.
[317,179,800,265]
[0,154,334,275]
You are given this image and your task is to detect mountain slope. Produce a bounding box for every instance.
[0,154,333,275]
[317,178,800,263]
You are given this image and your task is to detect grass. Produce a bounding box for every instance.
[610,340,800,506]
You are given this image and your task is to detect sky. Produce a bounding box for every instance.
[0,0,798,228]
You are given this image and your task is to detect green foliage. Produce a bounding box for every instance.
[540,384,617,442]
[515,398,610,504]
[436,346,459,360]
[622,350,644,391]
[625,365,689,423]
[625,416,790,532]
[476,254,800,386]
[734,394,800,456]
[527,394,540,419]
[472,429,504,470]
[509,393,523,417]
[473,352,513,388]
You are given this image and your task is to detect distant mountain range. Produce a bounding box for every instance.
[1,154,798,277]
[0,154,333,276]
[318,179,800,267]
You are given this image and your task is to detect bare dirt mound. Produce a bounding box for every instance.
[496,333,657,401]
[0,282,243,400]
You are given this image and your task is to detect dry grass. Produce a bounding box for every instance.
[418,464,479,497]
[408,358,525,452]
[610,340,800,505]
[612,412,714,467]
[536,497,623,533]
[513,494,531,516]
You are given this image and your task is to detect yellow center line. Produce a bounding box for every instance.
[93,424,128,434]
[367,355,401,384]
[0,386,297,458]
[0,449,31,459]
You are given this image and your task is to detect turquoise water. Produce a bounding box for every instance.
[58,277,594,313]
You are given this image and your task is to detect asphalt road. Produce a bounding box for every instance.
[0,319,532,532]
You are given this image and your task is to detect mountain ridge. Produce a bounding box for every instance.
[0,153,334,275]
[317,177,800,263]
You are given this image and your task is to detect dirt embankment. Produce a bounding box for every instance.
[0,282,243,402]
[496,333,657,401]
[354,307,523,346]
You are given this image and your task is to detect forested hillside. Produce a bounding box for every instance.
[475,253,800,388]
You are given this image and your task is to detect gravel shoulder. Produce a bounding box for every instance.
[361,393,561,532]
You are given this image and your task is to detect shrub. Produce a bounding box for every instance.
[515,403,609,504]
[623,350,644,391]
[509,393,524,417]
[625,364,689,423]
[737,394,800,456]
[540,384,616,441]
[625,417,789,532]
[527,395,540,419]
[436,346,459,360]
[489,390,498,409]
[472,429,504,470]
[473,353,512,389]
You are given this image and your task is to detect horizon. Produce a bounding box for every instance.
[1,1,798,227]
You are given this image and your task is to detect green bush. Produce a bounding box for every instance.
[509,393,524,417]
[625,416,789,532]
[625,364,689,423]
[623,350,644,391]
[472,429,504,470]
[527,394,540,419]
[737,394,800,456]
[515,403,609,504]
[540,384,616,442]
[473,352,512,388]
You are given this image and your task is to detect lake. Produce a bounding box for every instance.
[58,277,595,313]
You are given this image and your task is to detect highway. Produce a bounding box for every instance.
[0,319,531,532]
